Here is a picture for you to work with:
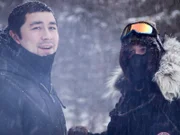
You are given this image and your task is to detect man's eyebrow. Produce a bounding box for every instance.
[29,21,57,26]
[49,21,57,25]
[30,21,43,26]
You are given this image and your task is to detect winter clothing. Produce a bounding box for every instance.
[0,31,67,135]
[106,36,180,135]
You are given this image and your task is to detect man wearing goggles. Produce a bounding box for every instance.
[119,21,165,89]
[105,21,180,135]
[68,21,180,135]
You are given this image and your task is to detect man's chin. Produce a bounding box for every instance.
[39,51,55,57]
[37,48,56,56]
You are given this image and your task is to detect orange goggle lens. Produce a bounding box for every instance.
[121,22,157,40]
[131,23,153,34]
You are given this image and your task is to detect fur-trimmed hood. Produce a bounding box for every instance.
[107,37,180,102]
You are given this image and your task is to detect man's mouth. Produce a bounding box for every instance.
[39,44,53,49]
[39,46,52,49]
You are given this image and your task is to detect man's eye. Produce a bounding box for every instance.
[49,27,56,30]
[140,47,146,52]
[32,27,41,30]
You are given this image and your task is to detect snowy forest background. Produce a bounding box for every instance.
[0,0,180,133]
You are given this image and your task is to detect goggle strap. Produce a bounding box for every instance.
[156,35,164,51]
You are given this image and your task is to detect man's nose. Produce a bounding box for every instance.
[41,28,52,40]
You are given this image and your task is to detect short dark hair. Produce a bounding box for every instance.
[8,1,54,38]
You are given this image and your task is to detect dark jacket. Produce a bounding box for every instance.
[0,31,67,135]
[105,37,180,135]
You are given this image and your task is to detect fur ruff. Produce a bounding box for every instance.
[107,37,180,101]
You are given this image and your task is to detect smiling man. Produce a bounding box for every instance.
[10,12,59,56]
[0,1,66,135]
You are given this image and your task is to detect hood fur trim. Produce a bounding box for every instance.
[107,37,180,101]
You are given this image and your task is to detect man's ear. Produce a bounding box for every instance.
[9,30,21,44]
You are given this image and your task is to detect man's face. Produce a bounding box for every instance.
[16,12,59,56]
[120,43,148,85]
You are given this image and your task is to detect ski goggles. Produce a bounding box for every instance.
[121,21,158,40]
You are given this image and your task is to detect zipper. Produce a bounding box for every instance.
[40,83,66,108]
[40,83,55,103]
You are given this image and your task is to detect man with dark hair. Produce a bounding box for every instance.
[0,1,66,135]
[7,1,53,39]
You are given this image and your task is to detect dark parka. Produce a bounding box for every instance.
[0,31,67,135]
[105,37,180,135]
